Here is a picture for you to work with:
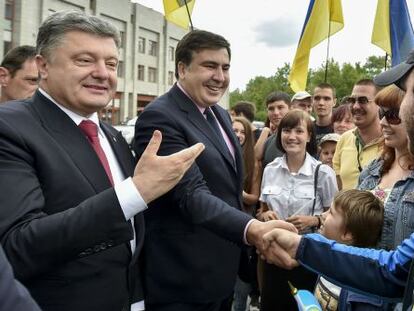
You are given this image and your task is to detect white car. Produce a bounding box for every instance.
[114,117,138,145]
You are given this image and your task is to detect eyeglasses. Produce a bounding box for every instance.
[378,107,401,125]
[346,96,373,105]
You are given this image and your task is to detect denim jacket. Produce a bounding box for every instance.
[358,158,414,250]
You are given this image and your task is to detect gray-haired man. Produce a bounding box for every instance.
[0,10,204,311]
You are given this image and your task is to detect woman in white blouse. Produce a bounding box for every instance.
[257,109,338,311]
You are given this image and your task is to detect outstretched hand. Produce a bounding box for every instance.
[133,130,205,203]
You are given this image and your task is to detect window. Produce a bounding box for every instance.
[117,61,124,77]
[119,31,125,49]
[168,71,174,85]
[5,1,13,20]
[168,46,175,61]
[3,41,12,56]
[138,37,145,54]
[148,67,157,83]
[137,65,145,81]
[149,40,157,56]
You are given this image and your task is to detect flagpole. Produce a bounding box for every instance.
[324,13,332,83]
[384,53,388,70]
[183,0,194,31]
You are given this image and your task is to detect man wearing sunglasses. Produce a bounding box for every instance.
[332,79,382,190]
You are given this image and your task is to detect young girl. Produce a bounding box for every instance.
[232,117,261,311]
[258,109,338,310]
[232,116,261,213]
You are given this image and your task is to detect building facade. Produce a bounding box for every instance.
[0,0,230,124]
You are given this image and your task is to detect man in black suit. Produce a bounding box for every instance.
[0,11,203,311]
[0,245,41,311]
[133,30,296,311]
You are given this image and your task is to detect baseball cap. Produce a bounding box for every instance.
[291,91,311,101]
[374,50,414,91]
[318,133,340,146]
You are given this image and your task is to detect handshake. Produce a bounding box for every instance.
[246,220,304,269]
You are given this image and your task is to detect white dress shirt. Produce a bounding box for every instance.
[260,153,337,220]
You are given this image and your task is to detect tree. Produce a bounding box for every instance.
[230,55,386,121]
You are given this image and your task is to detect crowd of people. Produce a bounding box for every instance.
[1,8,414,311]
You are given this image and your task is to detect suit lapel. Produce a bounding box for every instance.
[171,85,236,170]
[30,91,112,192]
[101,122,134,177]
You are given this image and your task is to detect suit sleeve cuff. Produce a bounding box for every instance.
[115,177,148,220]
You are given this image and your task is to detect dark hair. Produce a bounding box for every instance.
[265,91,291,108]
[233,101,256,122]
[334,189,384,247]
[315,82,336,98]
[1,45,36,77]
[276,109,317,155]
[36,10,120,60]
[175,30,231,79]
[354,79,381,94]
[233,116,255,192]
[332,103,352,124]
[375,85,414,174]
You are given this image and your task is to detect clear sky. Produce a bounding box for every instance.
[135,0,414,92]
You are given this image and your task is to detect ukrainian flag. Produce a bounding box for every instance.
[372,0,414,66]
[288,0,344,93]
[163,0,195,29]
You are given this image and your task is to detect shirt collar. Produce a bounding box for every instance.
[38,88,101,131]
[39,88,99,128]
[278,153,315,176]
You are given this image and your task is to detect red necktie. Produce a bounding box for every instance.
[78,120,114,185]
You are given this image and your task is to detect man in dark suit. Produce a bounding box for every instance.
[133,30,296,311]
[0,11,204,311]
[0,245,41,311]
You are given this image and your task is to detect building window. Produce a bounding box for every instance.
[168,46,175,61]
[168,71,174,85]
[5,1,13,19]
[3,41,12,56]
[138,37,145,54]
[137,65,145,81]
[148,67,157,83]
[149,40,157,56]
[119,31,125,49]
[117,61,124,77]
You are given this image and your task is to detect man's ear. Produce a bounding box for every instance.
[0,67,10,86]
[177,61,187,80]
[35,55,48,80]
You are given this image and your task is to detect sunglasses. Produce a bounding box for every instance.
[378,107,401,125]
[346,96,373,105]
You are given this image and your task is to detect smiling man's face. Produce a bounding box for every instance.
[177,48,230,107]
[36,30,118,116]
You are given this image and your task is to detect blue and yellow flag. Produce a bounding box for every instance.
[288,0,344,92]
[163,0,195,29]
[372,0,414,66]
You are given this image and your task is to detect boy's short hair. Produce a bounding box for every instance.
[334,189,384,247]
[232,101,256,122]
[265,91,291,108]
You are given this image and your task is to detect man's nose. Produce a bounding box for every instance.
[92,61,110,79]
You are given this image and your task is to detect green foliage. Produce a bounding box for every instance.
[230,55,388,118]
